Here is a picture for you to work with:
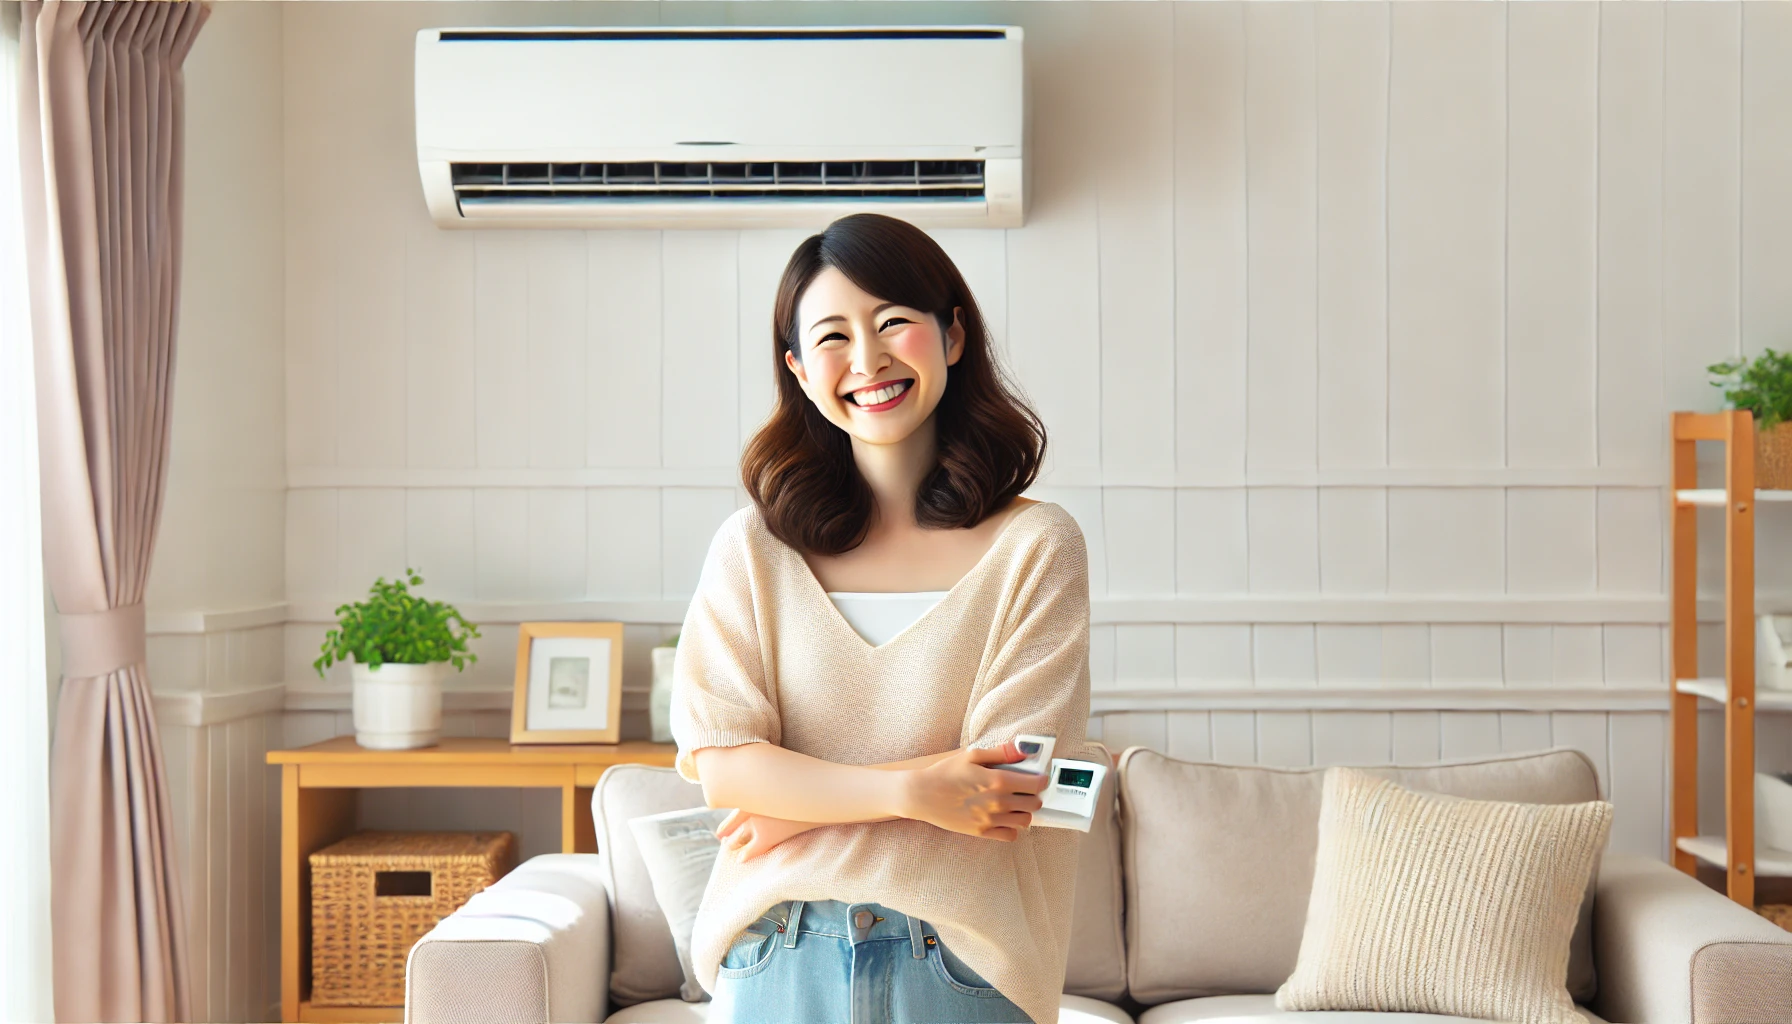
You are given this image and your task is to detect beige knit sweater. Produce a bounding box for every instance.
[669,499,1094,1024]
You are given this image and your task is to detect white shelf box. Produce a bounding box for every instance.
[1675,835,1792,879]
[1674,678,1792,712]
[1674,488,1792,505]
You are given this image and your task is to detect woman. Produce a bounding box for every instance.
[670,213,1094,1024]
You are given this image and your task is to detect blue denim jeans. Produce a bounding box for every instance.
[709,899,1034,1024]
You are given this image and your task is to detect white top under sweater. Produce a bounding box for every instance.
[825,590,949,647]
[669,500,1095,1024]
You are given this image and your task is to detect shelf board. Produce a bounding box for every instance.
[1674,678,1792,711]
[298,1001,401,1023]
[1675,488,1792,506]
[1675,835,1792,878]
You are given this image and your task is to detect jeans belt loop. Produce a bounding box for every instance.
[782,900,805,948]
[908,914,928,959]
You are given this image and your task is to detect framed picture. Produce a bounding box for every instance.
[511,622,625,744]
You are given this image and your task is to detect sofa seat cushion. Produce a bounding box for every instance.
[602,993,1136,1023]
[1118,748,1603,1005]
[1136,994,1609,1024]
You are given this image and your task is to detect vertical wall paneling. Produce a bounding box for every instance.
[335,489,405,593]
[1211,710,1258,764]
[1741,4,1792,361]
[526,233,589,469]
[1165,711,1214,761]
[1175,624,1253,689]
[1004,4,1101,483]
[662,489,741,600]
[405,220,477,469]
[1507,488,1598,594]
[405,489,477,601]
[527,489,587,600]
[1173,2,1249,481]
[587,230,663,468]
[1440,711,1503,759]
[1253,625,1318,689]
[474,489,530,603]
[1315,3,1389,472]
[1114,625,1175,690]
[473,233,533,469]
[1318,488,1387,593]
[1662,2,1742,412]
[1244,3,1318,475]
[1596,2,1666,468]
[1091,2,1175,487]
[1505,3,1598,468]
[735,229,809,451]
[1609,713,1670,858]
[1387,489,1504,593]
[1175,489,1248,594]
[1247,488,1319,593]
[332,212,406,470]
[1313,711,1392,766]
[660,232,740,469]
[1386,3,1506,468]
[1104,488,1176,595]
[1257,711,1315,766]
[588,487,662,599]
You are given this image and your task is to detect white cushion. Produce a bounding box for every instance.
[602,993,1135,1023]
[1137,994,1610,1024]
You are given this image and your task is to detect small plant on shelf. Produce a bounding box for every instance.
[1709,348,1792,428]
[315,569,481,750]
[314,569,481,675]
[1709,349,1792,489]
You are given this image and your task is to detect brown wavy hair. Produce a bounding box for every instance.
[739,213,1047,556]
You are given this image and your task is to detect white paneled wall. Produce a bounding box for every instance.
[142,1,1792,1019]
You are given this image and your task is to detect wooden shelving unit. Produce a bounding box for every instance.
[1670,410,1792,908]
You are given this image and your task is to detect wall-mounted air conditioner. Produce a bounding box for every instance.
[414,26,1026,230]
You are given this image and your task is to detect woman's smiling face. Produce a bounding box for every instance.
[785,266,965,446]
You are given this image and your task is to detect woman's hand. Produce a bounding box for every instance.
[715,809,827,862]
[899,738,1049,842]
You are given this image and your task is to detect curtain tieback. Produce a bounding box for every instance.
[59,603,147,679]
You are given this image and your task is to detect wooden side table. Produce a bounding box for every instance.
[267,736,677,1023]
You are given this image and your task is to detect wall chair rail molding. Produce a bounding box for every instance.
[284,465,1672,491]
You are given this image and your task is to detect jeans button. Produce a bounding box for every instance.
[854,910,874,930]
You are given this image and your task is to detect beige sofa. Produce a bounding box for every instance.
[405,746,1792,1024]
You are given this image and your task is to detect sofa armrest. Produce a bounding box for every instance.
[1590,852,1792,1024]
[406,853,612,1024]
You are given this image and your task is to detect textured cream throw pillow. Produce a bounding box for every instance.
[1275,766,1613,1024]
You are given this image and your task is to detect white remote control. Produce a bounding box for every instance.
[992,734,1107,833]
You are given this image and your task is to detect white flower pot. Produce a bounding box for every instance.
[351,661,446,750]
[650,646,678,744]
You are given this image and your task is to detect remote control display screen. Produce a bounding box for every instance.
[1057,767,1094,789]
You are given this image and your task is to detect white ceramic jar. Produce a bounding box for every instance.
[650,645,678,744]
[351,661,446,750]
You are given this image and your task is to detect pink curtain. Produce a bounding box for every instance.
[17,2,208,1020]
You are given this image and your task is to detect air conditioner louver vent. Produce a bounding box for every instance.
[449,160,987,206]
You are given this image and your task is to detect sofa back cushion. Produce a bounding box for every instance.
[1064,742,1126,1001]
[592,748,1129,1005]
[592,764,709,1005]
[1117,747,1603,1006]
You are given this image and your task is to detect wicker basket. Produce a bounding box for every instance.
[1762,903,1792,933]
[1758,421,1792,490]
[309,830,516,1007]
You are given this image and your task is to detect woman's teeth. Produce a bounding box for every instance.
[851,380,912,406]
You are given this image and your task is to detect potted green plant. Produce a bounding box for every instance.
[650,631,679,744]
[1710,348,1792,489]
[314,569,481,750]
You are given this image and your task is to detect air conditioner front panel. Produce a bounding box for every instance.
[415,29,1023,156]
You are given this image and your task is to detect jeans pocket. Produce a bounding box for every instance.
[928,938,1004,997]
[715,921,779,980]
